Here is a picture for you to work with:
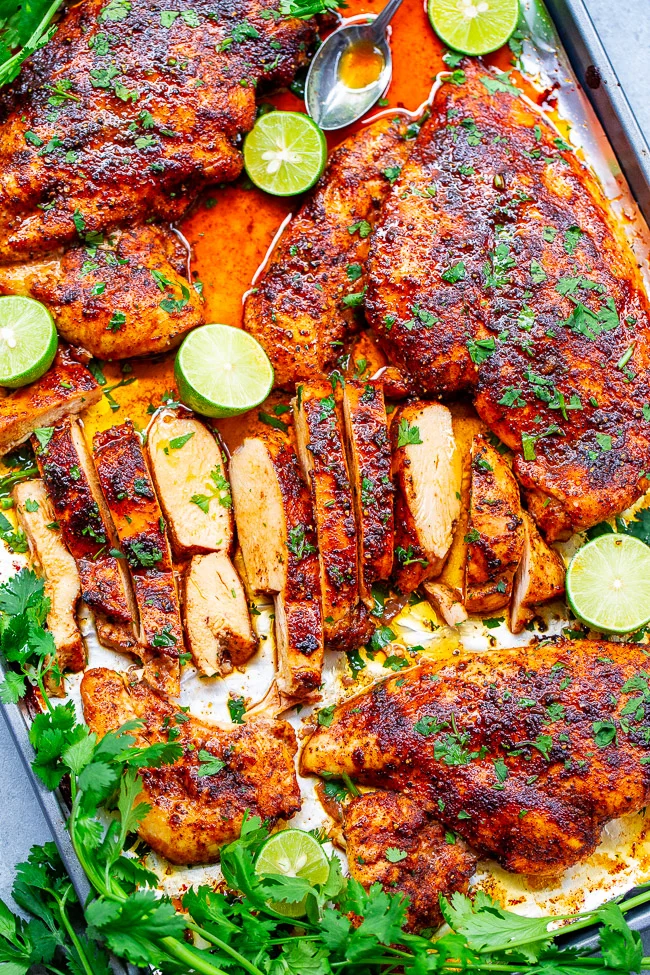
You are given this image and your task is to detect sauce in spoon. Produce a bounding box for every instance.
[338,41,385,89]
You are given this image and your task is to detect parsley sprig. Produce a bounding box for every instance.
[2,568,650,974]
[0,0,64,89]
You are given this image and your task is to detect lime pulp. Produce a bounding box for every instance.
[427,0,520,56]
[175,323,274,419]
[0,295,57,388]
[254,829,330,918]
[243,111,328,197]
[565,533,650,634]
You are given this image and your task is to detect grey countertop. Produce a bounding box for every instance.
[1,0,649,916]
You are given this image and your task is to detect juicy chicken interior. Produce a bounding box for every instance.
[366,61,650,539]
[244,117,412,389]
[81,667,301,864]
[93,420,183,696]
[301,640,650,876]
[230,431,323,697]
[510,512,565,633]
[0,0,314,263]
[0,226,203,359]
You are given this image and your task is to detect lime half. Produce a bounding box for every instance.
[428,0,519,56]
[255,829,330,918]
[0,296,57,388]
[566,534,650,635]
[243,112,327,197]
[175,324,274,419]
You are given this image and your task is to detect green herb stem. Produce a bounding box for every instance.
[186,920,267,975]
[159,936,231,975]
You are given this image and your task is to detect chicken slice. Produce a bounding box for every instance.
[422,581,468,626]
[343,791,476,931]
[300,639,650,876]
[510,512,565,634]
[0,346,101,456]
[391,402,461,595]
[344,332,411,399]
[465,434,525,614]
[34,419,139,653]
[12,480,85,684]
[342,380,393,608]
[293,381,372,650]
[81,667,301,865]
[93,421,182,696]
[0,226,203,360]
[147,413,232,559]
[243,117,411,389]
[230,433,323,697]
[183,552,257,676]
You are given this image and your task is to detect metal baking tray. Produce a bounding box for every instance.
[2,0,650,955]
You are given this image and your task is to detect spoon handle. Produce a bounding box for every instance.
[369,0,404,39]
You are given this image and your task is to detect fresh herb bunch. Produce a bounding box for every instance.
[2,567,650,974]
[0,0,64,88]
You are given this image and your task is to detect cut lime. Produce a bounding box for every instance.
[0,296,57,388]
[243,111,328,197]
[175,324,274,419]
[255,829,330,917]
[565,533,650,635]
[428,0,519,56]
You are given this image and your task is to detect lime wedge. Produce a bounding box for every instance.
[243,111,327,197]
[566,533,650,635]
[255,829,330,918]
[0,296,57,388]
[175,324,274,419]
[428,0,519,56]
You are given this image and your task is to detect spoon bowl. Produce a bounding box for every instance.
[305,0,403,131]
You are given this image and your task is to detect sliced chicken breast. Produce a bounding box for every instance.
[0,346,101,455]
[510,512,565,633]
[34,419,139,653]
[183,552,258,676]
[391,402,461,595]
[147,413,232,558]
[13,479,85,685]
[230,432,323,697]
[342,380,394,608]
[465,434,525,614]
[93,420,182,697]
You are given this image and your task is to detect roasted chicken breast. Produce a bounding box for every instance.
[301,640,650,876]
[81,667,301,864]
[510,512,565,633]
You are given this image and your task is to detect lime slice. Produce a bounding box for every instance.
[566,533,650,635]
[0,296,57,388]
[243,112,327,197]
[255,829,330,918]
[175,324,274,419]
[428,0,519,56]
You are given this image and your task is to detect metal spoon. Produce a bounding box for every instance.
[305,0,404,131]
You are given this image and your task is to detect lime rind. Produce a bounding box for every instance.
[244,111,328,197]
[0,295,58,388]
[427,0,520,56]
[175,323,274,419]
[566,533,650,634]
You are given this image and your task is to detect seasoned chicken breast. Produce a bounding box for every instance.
[0,0,314,263]
[510,512,565,633]
[0,346,101,456]
[342,380,393,607]
[301,639,650,876]
[183,552,258,676]
[93,421,182,696]
[465,434,525,614]
[343,791,476,931]
[230,433,323,697]
[0,226,203,359]
[244,117,411,389]
[391,402,461,595]
[366,62,650,539]
[293,381,372,650]
[81,667,301,864]
[147,413,232,559]
[34,419,138,653]
[13,480,85,683]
